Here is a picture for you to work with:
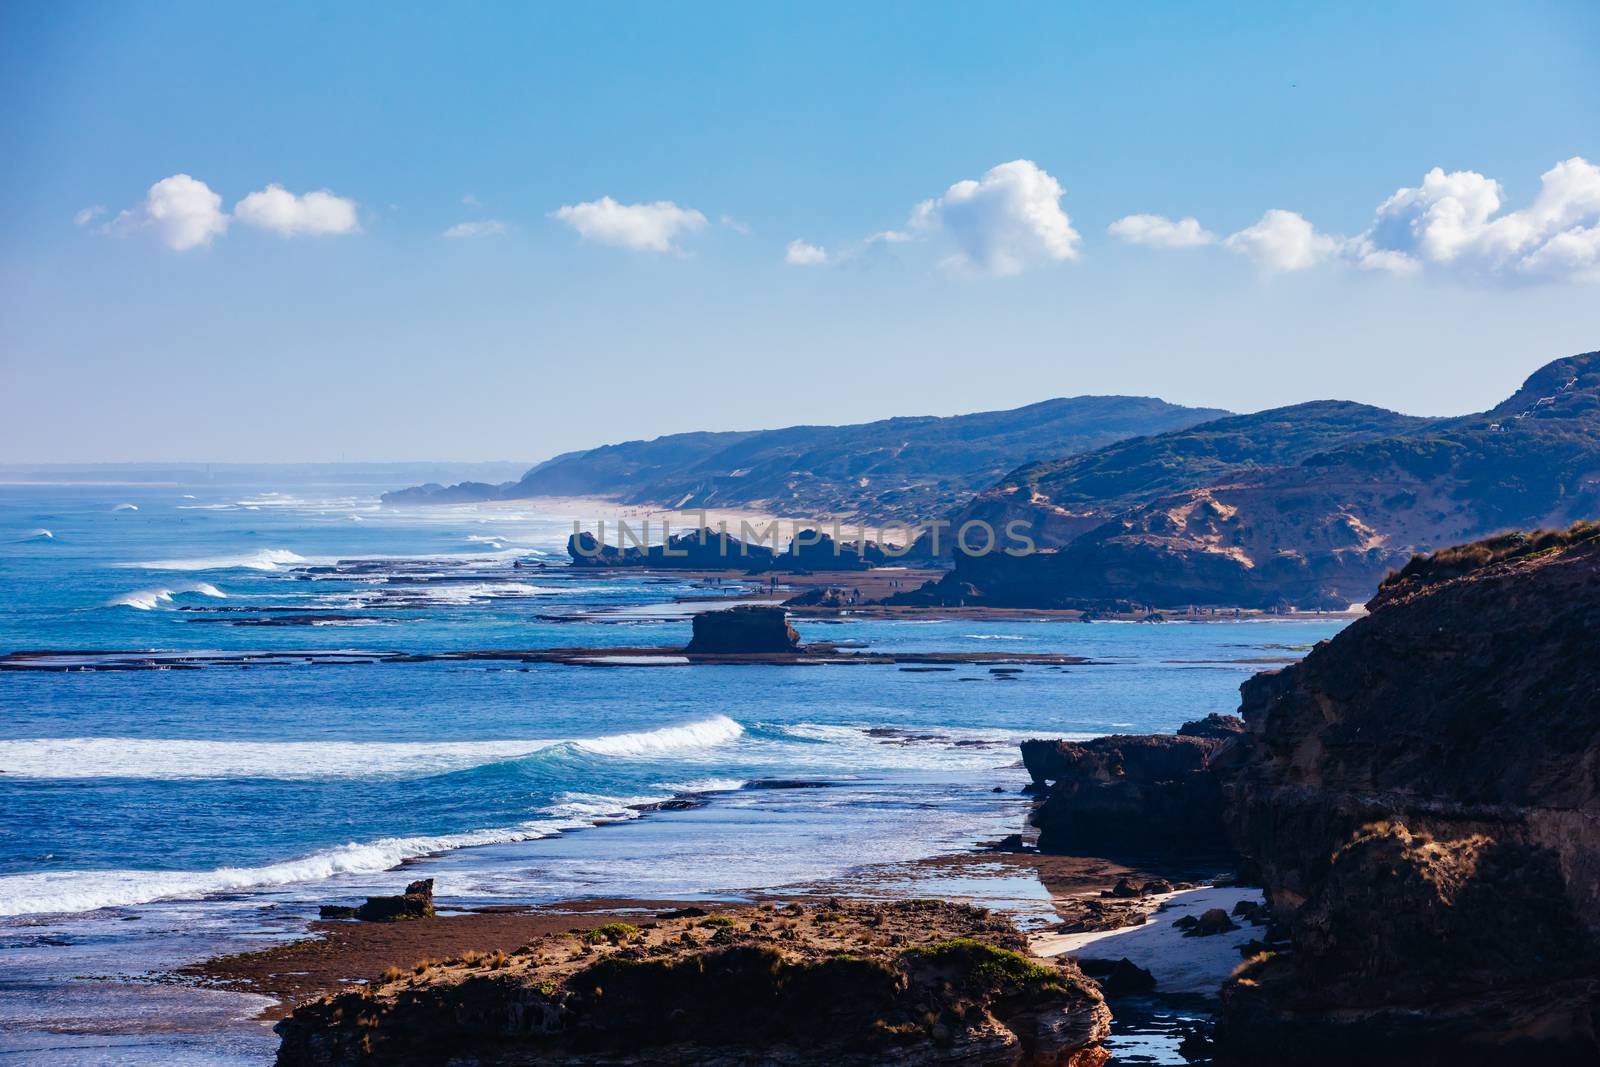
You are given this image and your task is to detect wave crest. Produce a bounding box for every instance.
[574,715,743,757]
[120,548,306,572]
[106,582,227,610]
[0,716,747,781]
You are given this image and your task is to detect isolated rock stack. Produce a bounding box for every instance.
[685,605,801,654]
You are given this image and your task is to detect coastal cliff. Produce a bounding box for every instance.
[1215,521,1600,1062]
[1026,523,1600,1061]
[273,899,1112,1066]
[1021,716,1241,856]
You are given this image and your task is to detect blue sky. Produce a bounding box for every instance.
[2,1,1598,463]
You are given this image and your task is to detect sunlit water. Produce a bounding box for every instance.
[0,482,1345,1063]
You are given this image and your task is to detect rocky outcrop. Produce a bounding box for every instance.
[1021,734,1233,856]
[1213,524,1600,1062]
[761,532,890,571]
[566,529,891,573]
[685,606,800,654]
[782,586,850,608]
[1015,524,1600,1060]
[273,899,1112,1066]
[319,879,436,923]
[1175,713,1245,739]
[567,528,778,568]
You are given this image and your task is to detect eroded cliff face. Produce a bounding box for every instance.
[1022,725,1237,856]
[1217,525,1600,1062]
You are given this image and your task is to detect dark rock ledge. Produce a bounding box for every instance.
[273,899,1112,1066]
[1023,523,1600,1064]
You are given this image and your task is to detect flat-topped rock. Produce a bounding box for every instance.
[685,605,800,654]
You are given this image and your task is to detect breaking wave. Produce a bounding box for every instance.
[119,548,307,572]
[0,796,657,918]
[106,582,227,611]
[0,715,746,781]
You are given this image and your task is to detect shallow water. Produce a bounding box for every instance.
[0,481,1345,1062]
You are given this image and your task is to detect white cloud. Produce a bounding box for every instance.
[1113,157,1600,283]
[784,239,828,266]
[106,173,231,251]
[73,205,106,228]
[234,184,360,237]
[549,196,707,252]
[1223,209,1339,271]
[720,214,751,235]
[1355,157,1600,280]
[1107,214,1215,248]
[443,219,511,239]
[908,159,1080,275]
[461,194,482,208]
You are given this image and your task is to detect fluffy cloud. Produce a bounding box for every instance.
[784,239,828,266]
[1107,214,1215,248]
[550,196,707,252]
[234,184,360,237]
[1223,209,1340,271]
[443,219,511,239]
[73,205,106,228]
[1120,157,1600,282]
[908,160,1080,275]
[1354,157,1600,280]
[105,174,231,251]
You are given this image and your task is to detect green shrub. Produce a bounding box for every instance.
[581,922,640,945]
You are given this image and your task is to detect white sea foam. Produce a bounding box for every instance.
[112,503,139,512]
[759,722,1093,771]
[963,634,1027,641]
[0,716,746,781]
[106,582,227,611]
[120,548,307,572]
[574,715,743,757]
[404,581,565,604]
[651,777,748,795]
[0,784,711,917]
[0,821,564,917]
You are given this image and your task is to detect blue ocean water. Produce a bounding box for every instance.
[0,481,1346,1063]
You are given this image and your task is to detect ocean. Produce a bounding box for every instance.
[0,480,1346,1063]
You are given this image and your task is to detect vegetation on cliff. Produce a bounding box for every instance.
[1213,522,1600,1062]
[384,395,1227,523]
[925,351,1600,609]
[273,899,1112,1066]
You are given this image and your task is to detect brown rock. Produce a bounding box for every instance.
[273,899,1112,1066]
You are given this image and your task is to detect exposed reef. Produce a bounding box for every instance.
[0,646,1090,673]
